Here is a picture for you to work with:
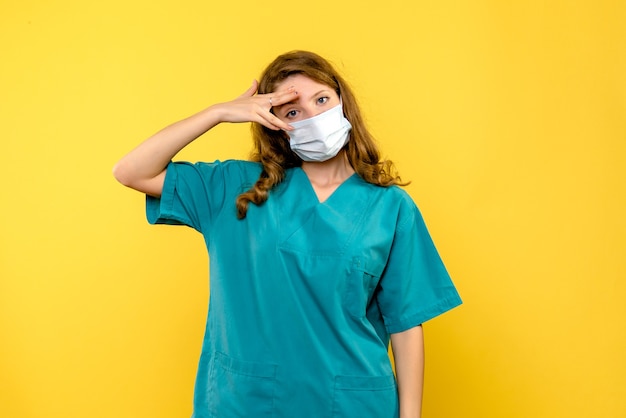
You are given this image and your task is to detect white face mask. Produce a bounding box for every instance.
[287,102,352,162]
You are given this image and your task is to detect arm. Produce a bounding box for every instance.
[391,325,425,418]
[112,81,297,197]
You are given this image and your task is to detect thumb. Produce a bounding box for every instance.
[238,79,258,98]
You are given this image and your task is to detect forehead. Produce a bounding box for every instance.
[274,74,333,93]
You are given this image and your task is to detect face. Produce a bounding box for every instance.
[272,74,340,123]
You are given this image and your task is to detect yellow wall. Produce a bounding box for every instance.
[1,1,624,417]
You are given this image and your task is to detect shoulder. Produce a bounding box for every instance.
[382,184,416,207]
[178,159,261,173]
[356,177,416,209]
[219,159,263,172]
[218,159,263,180]
[170,159,262,181]
[355,179,421,230]
[383,186,421,228]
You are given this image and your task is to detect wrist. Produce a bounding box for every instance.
[198,104,224,127]
[399,410,422,418]
[399,399,422,418]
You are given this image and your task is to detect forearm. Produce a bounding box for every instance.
[112,81,297,196]
[391,325,425,418]
[112,105,222,190]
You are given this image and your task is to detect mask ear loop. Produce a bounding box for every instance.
[338,96,352,149]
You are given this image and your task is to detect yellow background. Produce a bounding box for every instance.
[1,0,625,417]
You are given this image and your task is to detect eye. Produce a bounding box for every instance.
[317,96,329,105]
[285,109,298,119]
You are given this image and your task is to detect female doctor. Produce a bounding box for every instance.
[113,50,461,418]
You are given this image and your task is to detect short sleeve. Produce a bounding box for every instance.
[146,161,229,234]
[376,198,462,334]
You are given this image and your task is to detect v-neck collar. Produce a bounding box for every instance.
[278,168,374,255]
[295,167,359,204]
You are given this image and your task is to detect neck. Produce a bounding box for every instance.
[301,151,355,187]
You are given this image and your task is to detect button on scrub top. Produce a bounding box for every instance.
[146,160,462,418]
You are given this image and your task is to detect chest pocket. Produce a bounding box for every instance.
[344,257,384,319]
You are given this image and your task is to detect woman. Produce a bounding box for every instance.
[113,50,461,418]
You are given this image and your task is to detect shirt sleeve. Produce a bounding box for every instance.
[145,161,229,234]
[376,197,462,334]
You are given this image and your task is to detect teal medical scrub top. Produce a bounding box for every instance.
[146,160,462,418]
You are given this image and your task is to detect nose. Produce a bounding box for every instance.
[300,103,322,120]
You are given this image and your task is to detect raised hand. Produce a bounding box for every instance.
[212,80,298,131]
[113,81,299,196]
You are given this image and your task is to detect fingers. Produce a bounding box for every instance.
[257,109,293,131]
[225,81,297,131]
[265,86,298,108]
[238,80,258,98]
[253,87,297,131]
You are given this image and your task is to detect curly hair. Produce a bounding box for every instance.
[236,50,407,219]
